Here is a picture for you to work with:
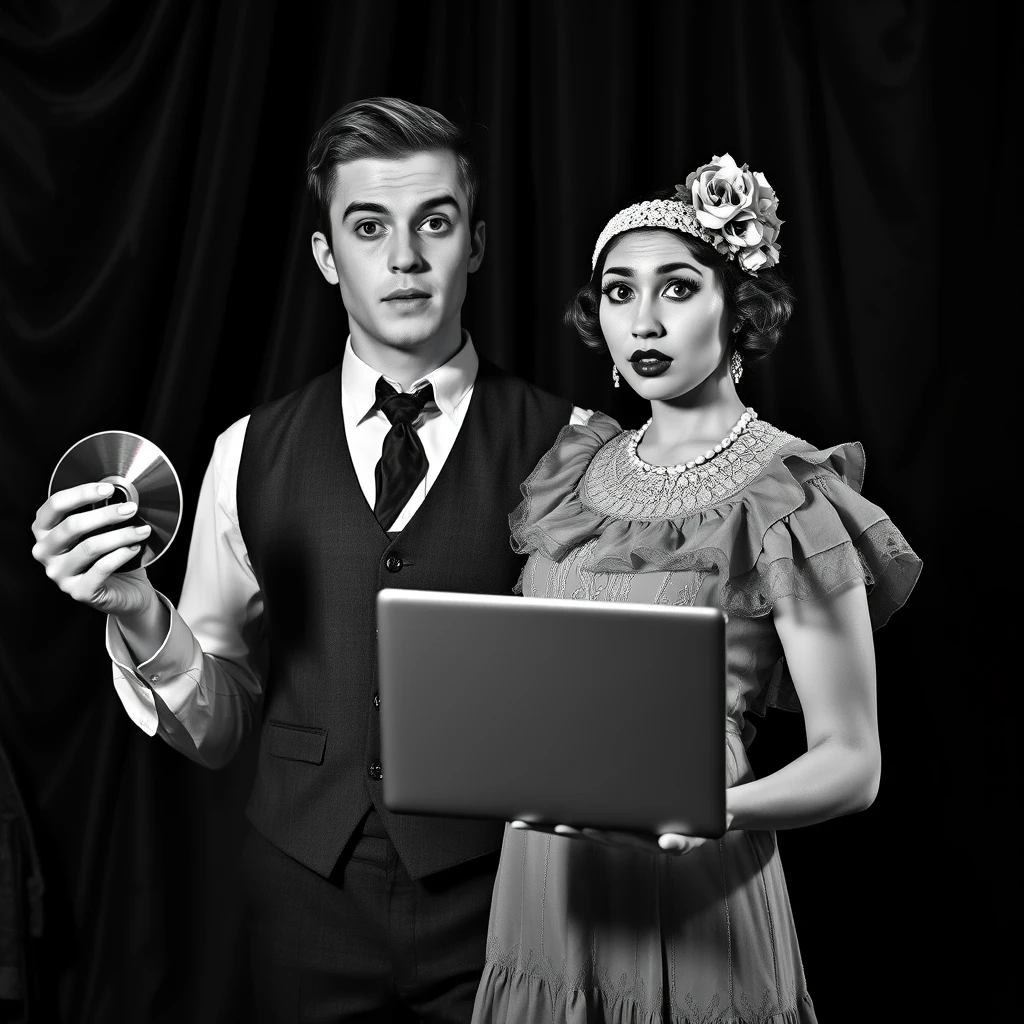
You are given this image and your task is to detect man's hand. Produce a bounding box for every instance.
[510,820,709,857]
[32,482,156,617]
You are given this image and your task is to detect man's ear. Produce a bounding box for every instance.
[468,220,486,274]
[311,231,339,285]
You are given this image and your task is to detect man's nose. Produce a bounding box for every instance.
[389,229,424,273]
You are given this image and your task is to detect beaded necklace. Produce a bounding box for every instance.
[627,408,758,476]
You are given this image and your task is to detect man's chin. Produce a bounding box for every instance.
[363,317,442,352]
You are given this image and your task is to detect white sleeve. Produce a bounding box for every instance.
[105,416,265,769]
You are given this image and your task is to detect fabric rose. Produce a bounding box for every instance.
[685,154,757,231]
[677,156,784,273]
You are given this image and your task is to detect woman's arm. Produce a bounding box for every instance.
[726,578,880,832]
[513,577,881,855]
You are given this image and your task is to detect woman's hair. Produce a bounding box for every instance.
[306,97,480,247]
[565,188,795,363]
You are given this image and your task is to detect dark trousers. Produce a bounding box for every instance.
[242,810,499,1023]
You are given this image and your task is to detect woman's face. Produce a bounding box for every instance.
[598,229,732,402]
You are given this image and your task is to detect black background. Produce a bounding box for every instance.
[0,1,1007,1021]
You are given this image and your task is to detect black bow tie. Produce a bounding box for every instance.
[372,377,434,531]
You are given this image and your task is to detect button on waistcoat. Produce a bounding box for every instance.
[236,357,571,880]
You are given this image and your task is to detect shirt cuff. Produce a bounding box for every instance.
[106,592,202,734]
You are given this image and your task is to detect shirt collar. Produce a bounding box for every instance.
[342,331,479,423]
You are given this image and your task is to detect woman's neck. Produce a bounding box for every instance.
[640,378,748,467]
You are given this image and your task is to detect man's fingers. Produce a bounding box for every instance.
[60,523,149,577]
[33,482,116,534]
[33,501,139,562]
[75,544,144,598]
[65,544,142,606]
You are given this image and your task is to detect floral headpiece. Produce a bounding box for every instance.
[591,154,783,275]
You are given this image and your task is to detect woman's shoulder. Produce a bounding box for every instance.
[510,413,922,631]
[508,410,625,555]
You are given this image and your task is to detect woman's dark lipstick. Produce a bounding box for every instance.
[629,349,673,377]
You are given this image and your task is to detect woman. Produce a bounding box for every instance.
[472,156,922,1023]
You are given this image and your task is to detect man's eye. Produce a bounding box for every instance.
[422,217,450,233]
[357,222,382,237]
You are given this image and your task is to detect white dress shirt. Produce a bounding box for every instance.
[106,333,591,768]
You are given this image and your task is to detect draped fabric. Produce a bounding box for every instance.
[0,2,999,1021]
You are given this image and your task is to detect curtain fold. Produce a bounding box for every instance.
[0,1,992,1020]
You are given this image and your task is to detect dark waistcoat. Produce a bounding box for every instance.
[236,356,571,880]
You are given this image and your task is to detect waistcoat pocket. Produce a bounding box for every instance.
[266,721,327,764]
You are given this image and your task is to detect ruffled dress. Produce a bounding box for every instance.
[472,413,922,1024]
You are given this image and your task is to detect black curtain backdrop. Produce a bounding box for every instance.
[0,1,1007,1021]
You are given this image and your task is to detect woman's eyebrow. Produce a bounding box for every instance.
[656,261,701,275]
[602,261,702,278]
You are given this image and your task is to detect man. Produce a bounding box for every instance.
[31,97,588,1022]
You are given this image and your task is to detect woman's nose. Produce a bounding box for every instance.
[631,298,664,339]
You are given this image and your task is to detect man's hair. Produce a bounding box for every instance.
[306,96,481,247]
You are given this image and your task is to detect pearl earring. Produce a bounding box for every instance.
[730,350,744,384]
[612,364,620,388]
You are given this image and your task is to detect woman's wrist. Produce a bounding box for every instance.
[724,792,739,831]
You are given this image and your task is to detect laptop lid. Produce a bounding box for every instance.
[377,588,727,838]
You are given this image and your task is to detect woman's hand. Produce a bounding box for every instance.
[510,820,709,856]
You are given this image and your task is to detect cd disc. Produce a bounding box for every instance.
[49,431,183,572]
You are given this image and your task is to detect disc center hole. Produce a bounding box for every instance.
[96,475,139,508]
[102,484,132,507]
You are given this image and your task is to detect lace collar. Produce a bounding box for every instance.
[579,418,796,522]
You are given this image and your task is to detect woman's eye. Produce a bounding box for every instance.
[604,284,633,303]
[357,222,383,238]
[664,279,699,299]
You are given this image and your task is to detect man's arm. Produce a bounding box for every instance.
[107,416,265,768]
[33,417,265,769]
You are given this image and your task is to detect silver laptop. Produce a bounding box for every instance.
[376,588,727,838]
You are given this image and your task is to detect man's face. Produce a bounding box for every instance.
[312,150,485,360]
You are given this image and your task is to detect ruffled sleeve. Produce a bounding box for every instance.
[511,419,922,632]
[509,411,624,557]
[733,443,922,630]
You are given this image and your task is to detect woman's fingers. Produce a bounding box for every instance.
[553,824,585,839]
[581,827,662,853]
[659,833,708,855]
[511,821,587,841]
[512,820,698,856]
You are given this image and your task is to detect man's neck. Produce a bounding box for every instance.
[350,323,464,390]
